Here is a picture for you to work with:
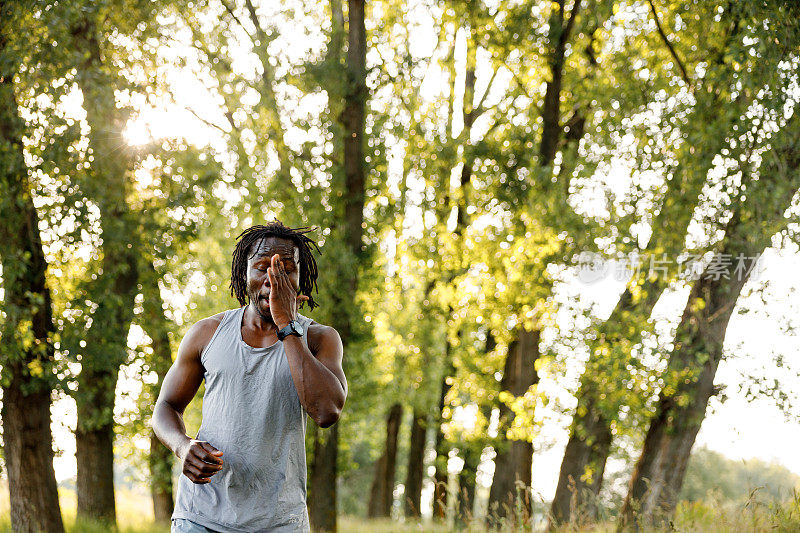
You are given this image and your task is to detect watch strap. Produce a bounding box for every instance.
[277,320,303,341]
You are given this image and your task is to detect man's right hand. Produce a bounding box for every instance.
[152,314,227,484]
[177,439,224,484]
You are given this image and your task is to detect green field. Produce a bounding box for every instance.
[1,483,799,532]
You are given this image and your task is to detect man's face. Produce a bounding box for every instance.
[246,236,301,320]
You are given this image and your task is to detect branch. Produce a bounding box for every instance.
[243,0,269,43]
[218,0,254,40]
[474,66,499,119]
[562,0,582,46]
[480,93,519,137]
[163,81,236,135]
[502,58,532,100]
[647,0,692,87]
[187,105,234,135]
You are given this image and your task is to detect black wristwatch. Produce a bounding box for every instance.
[277,319,305,341]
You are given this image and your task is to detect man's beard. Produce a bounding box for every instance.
[250,293,273,323]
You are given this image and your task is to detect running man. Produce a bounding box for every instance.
[153,222,347,532]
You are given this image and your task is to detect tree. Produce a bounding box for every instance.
[0,4,64,531]
[69,9,141,522]
[487,329,540,524]
[549,1,795,524]
[367,403,402,517]
[307,0,369,530]
[32,0,184,522]
[619,109,800,528]
[681,447,800,504]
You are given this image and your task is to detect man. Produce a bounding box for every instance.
[153,222,347,533]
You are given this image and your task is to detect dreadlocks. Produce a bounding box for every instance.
[230,221,322,311]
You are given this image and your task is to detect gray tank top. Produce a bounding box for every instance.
[172,307,313,532]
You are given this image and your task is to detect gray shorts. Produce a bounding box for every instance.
[171,518,221,533]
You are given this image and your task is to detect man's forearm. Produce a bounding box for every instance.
[152,400,192,457]
[282,336,345,427]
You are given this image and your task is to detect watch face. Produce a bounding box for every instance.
[292,320,304,336]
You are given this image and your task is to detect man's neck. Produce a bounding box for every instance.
[243,304,279,335]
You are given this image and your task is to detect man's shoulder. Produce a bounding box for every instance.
[182,309,235,354]
[302,317,341,353]
[302,316,336,335]
[190,310,229,334]
[196,310,229,328]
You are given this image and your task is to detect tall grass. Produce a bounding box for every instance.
[1,484,799,532]
[0,484,167,533]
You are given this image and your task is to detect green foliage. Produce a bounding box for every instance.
[681,447,800,504]
[2,0,799,527]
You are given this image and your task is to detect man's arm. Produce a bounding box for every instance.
[283,324,347,428]
[152,315,225,484]
[268,253,347,427]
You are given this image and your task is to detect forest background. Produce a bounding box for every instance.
[1,0,800,531]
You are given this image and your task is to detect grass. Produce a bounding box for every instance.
[0,483,167,533]
[1,483,799,532]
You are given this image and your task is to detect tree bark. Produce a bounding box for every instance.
[619,256,761,527]
[308,1,367,530]
[619,117,800,529]
[404,410,427,518]
[72,13,139,525]
[539,0,582,168]
[1,379,64,533]
[75,423,117,523]
[431,369,454,520]
[309,424,339,532]
[141,261,175,522]
[0,18,65,532]
[150,433,174,522]
[487,328,540,527]
[367,403,403,518]
[456,444,481,526]
[549,87,741,527]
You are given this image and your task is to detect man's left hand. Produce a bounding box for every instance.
[267,253,309,329]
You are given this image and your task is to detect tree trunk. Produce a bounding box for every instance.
[367,403,402,518]
[309,424,339,532]
[309,1,367,528]
[539,0,582,168]
[150,433,174,522]
[456,444,481,526]
[72,13,139,524]
[1,380,64,533]
[0,20,65,532]
[141,261,176,522]
[75,417,117,524]
[549,399,612,526]
[549,283,661,526]
[619,117,800,529]
[619,254,760,528]
[487,328,540,527]
[404,410,427,518]
[339,0,367,260]
[432,430,449,520]
[432,359,456,520]
[549,89,739,527]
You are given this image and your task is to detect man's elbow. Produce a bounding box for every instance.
[315,406,342,428]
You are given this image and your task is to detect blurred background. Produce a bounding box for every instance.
[1,0,799,531]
